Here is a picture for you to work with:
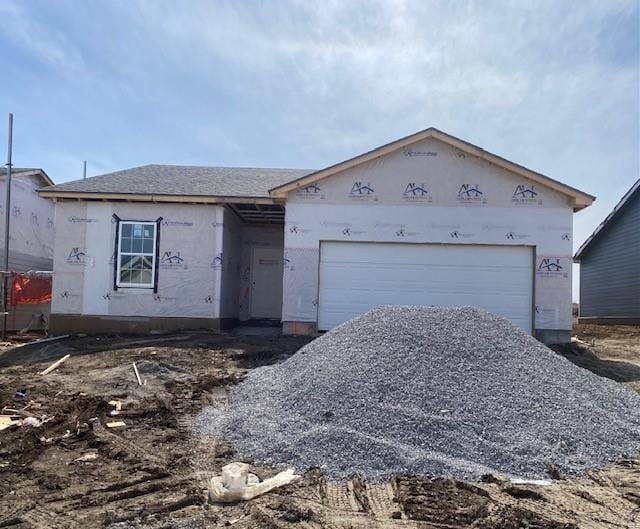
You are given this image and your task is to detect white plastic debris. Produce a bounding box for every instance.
[208,462,300,503]
[108,400,123,416]
[21,417,42,428]
[74,452,98,462]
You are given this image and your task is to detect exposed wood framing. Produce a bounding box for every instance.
[37,191,279,205]
[229,203,285,224]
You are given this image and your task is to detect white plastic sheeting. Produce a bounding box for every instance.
[52,202,224,319]
[283,137,573,331]
[0,174,55,265]
[0,174,55,331]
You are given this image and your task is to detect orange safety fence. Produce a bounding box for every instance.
[9,273,52,305]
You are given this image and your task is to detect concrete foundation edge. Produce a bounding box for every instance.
[50,313,238,335]
[283,321,317,336]
[534,328,571,345]
[284,321,569,344]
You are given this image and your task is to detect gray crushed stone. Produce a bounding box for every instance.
[196,306,640,481]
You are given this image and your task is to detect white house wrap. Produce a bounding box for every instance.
[0,168,55,330]
[39,128,594,343]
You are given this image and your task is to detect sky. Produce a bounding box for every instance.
[0,0,638,300]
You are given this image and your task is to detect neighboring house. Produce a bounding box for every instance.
[574,179,640,324]
[0,167,56,330]
[38,128,594,343]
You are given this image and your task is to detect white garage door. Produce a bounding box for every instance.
[318,242,533,332]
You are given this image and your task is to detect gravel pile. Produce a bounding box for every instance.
[197,306,640,480]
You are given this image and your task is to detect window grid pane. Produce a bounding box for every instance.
[118,222,156,286]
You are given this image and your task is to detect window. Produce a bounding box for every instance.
[116,221,157,288]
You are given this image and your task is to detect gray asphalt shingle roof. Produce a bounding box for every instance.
[40,164,313,198]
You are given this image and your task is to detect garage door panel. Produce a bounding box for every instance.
[318,242,533,332]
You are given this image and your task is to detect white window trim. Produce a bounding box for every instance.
[116,220,157,289]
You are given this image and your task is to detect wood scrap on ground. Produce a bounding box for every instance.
[132,362,143,386]
[40,353,71,375]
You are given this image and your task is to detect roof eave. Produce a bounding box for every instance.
[37,190,281,204]
[1,168,54,187]
[574,178,640,262]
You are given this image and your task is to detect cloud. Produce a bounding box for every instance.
[0,0,85,76]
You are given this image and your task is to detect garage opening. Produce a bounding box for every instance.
[317,241,534,333]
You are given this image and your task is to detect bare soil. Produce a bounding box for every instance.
[0,327,639,528]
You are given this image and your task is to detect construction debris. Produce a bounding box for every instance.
[132,361,143,386]
[106,421,126,428]
[21,416,41,427]
[1,328,639,527]
[40,353,71,375]
[208,462,300,502]
[108,400,122,416]
[0,415,19,431]
[74,452,98,462]
[200,306,640,481]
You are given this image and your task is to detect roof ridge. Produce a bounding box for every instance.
[38,164,313,200]
[141,163,313,171]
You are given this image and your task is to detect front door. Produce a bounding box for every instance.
[250,247,284,319]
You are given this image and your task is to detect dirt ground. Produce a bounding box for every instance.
[0,326,639,528]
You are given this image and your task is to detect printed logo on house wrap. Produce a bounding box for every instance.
[348,181,377,201]
[535,305,558,321]
[286,221,311,234]
[210,253,224,270]
[102,291,126,300]
[323,222,365,236]
[456,184,486,204]
[505,231,530,241]
[536,258,568,278]
[482,223,515,232]
[60,290,81,299]
[14,180,30,191]
[450,230,473,240]
[340,225,366,236]
[374,221,417,237]
[152,293,177,303]
[162,219,194,227]
[403,149,437,157]
[283,256,294,271]
[512,185,543,205]
[68,216,98,223]
[160,250,188,269]
[402,183,432,202]
[66,247,87,265]
[295,183,326,200]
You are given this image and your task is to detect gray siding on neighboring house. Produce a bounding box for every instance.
[579,190,640,320]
